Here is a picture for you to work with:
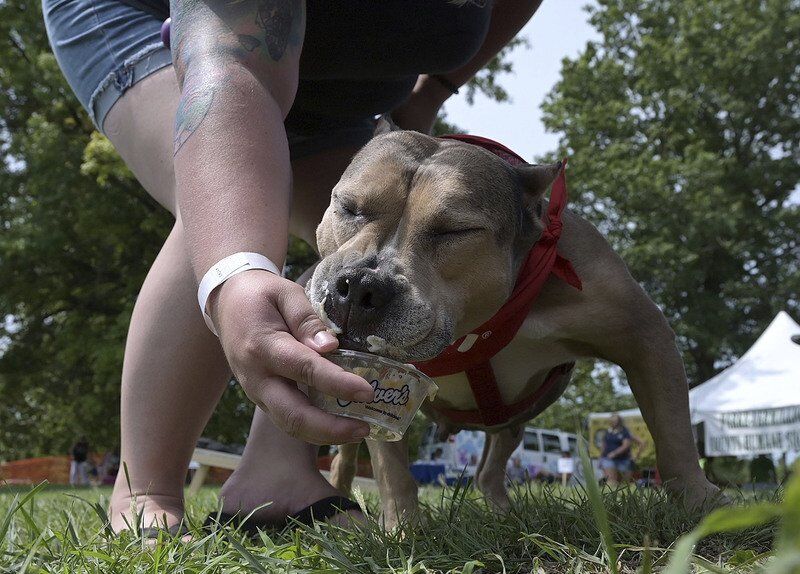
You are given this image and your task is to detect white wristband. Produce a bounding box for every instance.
[197,252,282,336]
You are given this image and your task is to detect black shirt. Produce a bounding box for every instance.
[122,0,168,19]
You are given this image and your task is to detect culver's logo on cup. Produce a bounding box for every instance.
[337,379,410,408]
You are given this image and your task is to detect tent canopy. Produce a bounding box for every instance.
[689,311,800,416]
[589,311,800,420]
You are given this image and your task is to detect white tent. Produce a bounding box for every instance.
[588,311,800,457]
[690,311,800,456]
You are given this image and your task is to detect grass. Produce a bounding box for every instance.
[0,471,794,574]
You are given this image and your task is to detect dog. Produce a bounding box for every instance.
[305,125,719,528]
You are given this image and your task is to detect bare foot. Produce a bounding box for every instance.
[109,490,186,535]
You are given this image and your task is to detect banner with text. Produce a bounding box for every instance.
[702,406,800,456]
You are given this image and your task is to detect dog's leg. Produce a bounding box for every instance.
[475,425,523,510]
[602,306,720,508]
[473,431,490,489]
[366,437,418,530]
[329,442,359,496]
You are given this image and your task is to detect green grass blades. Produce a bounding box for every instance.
[775,464,800,553]
[664,465,800,574]
[0,478,784,573]
[577,434,620,574]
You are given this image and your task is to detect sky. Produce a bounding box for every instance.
[445,0,599,162]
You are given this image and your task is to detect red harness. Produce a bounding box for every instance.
[412,134,582,427]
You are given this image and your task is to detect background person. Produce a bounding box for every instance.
[600,413,641,486]
[100,446,121,485]
[69,437,90,486]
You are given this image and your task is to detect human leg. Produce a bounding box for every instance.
[617,459,634,484]
[42,5,226,528]
[217,411,362,527]
[107,219,232,531]
[600,458,620,486]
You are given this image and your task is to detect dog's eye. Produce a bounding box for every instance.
[432,228,484,240]
[338,201,362,219]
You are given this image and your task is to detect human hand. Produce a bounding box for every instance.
[391,74,454,135]
[208,270,375,444]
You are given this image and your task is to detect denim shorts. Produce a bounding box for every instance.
[600,457,633,473]
[42,0,171,132]
[42,0,492,158]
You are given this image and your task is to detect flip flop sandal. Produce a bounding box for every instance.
[140,522,192,539]
[203,495,361,537]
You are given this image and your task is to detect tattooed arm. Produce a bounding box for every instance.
[168,0,374,444]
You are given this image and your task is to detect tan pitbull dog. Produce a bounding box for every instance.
[305,128,718,528]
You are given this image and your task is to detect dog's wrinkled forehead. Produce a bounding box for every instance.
[335,131,526,237]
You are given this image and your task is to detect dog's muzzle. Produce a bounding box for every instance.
[328,264,400,335]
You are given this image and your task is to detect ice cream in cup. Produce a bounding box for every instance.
[309,349,438,441]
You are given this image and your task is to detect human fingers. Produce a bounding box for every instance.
[261,331,374,402]
[253,375,370,445]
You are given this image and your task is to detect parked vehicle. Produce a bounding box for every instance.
[417,424,595,483]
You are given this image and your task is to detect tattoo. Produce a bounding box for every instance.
[230,0,302,61]
[255,0,295,60]
[173,76,214,155]
[169,0,302,154]
[237,33,261,52]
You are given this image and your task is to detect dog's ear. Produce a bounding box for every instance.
[374,114,400,136]
[515,161,562,200]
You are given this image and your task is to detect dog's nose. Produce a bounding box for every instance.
[333,268,395,313]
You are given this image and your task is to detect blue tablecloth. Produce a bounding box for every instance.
[409,462,447,485]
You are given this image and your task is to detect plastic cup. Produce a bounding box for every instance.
[309,349,438,441]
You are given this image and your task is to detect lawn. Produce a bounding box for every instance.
[1,470,797,574]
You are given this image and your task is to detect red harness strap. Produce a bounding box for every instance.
[412,134,582,427]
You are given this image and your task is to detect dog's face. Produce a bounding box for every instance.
[306,131,560,362]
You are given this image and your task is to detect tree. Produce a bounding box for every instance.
[0,0,522,459]
[0,0,173,458]
[541,0,800,383]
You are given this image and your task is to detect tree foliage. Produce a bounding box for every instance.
[0,1,171,458]
[542,0,800,383]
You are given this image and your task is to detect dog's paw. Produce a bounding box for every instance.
[666,477,727,513]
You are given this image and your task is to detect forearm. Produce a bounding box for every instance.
[415,0,544,105]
